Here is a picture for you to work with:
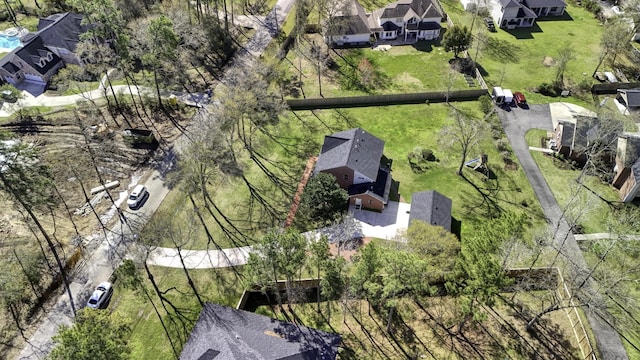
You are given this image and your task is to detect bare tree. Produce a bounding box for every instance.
[439,106,492,175]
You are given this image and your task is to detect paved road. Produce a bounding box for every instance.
[499,104,628,360]
[17,168,171,359]
[16,0,296,358]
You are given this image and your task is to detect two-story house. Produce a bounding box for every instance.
[612,133,640,202]
[315,128,393,211]
[325,0,444,46]
[0,13,88,86]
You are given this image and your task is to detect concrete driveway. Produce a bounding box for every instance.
[499,103,628,360]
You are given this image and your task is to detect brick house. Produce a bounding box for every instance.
[315,128,392,211]
[612,133,640,202]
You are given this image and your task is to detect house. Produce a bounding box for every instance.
[523,0,566,16]
[409,190,452,232]
[612,133,640,202]
[325,0,444,46]
[315,128,393,211]
[492,0,537,29]
[180,303,342,360]
[325,0,374,46]
[369,0,444,41]
[485,0,566,29]
[616,88,640,114]
[0,13,88,86]
[552,115,617,164]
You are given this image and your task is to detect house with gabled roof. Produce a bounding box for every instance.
[492,0,537,29]
[325,0,374,46]
[552,115,620,164]
[612,133,640,202]
[409,190,452,232]
[315,127,393,211]
[0,12,88,86]
[325,0,444,46]
[180,303,342,360]
[524,0,566,16]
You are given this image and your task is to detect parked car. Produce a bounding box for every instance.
[513,91,527,107]
[484,17,496,32]
[127,184,148,209]
[87,282,113,309]
[611,6,624,16]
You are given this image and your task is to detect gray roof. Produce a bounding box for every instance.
[13,37,62,75]
[325,0,372,36]
[37,13,88,53]
[409,190,452,231]
[618,88,640,108]
[315,128,385,181]
[558,121,575,148]
[524,0,566,8]
[180,303,341,360]
[380,0,442,19]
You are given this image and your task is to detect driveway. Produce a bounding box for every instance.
[499,104,628,360]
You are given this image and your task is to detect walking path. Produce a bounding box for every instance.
[284,156,317,227]
[146,246,253,269]
[574,233,640,241]
[16,0,295,358]
[499,103,628,360]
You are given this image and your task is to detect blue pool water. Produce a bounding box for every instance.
[0,34,21,50]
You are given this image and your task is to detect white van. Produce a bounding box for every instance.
[127,184,148,209]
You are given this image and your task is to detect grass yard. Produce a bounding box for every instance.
[579,239,640,359]
[283,32,471,99]
[442,0,603,107]
[295,103,545,237]
[525,129,620,233]
[113,266,243,359]
[257,294,583,359]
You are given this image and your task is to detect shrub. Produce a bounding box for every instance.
[479,95,493,115]
[407,147,436,173]
[496,138,510,152]
[421,148,437,161]
[537,82,560,97]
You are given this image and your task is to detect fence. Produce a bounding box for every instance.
[286,89,488,110]
[555,268,597,360]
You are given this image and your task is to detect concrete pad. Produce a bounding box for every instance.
[549,102,596,130]
[350,201,411,240]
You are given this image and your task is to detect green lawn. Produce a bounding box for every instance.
[113,266,243,359]
[525,129,620,233]
[443,0,603,107]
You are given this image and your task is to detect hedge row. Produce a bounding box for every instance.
[286,89,489,110]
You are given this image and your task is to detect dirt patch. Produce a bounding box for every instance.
[395,72,423,87]
[504,158,519,170]
[543,56,556,67]
[329,237,372,261]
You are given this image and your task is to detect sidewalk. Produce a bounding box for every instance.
[146,246,253,269]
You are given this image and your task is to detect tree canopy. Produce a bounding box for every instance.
[442,25,473,58]
[296,172,348,229]
[50,309,131,360]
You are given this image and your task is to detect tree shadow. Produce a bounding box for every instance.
[502,23,543,39]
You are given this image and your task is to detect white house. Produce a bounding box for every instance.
[492,0,537,29]
[324,0,374,46]
[325,0,444,46]
[369,0,444,41]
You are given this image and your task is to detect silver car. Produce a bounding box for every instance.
[87,282,113,309]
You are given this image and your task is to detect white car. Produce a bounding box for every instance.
[127,184,148,209]
[87,282,113,309]
[612,6,625,16]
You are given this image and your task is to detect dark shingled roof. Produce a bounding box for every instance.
[409,190,452,231]
[315,128,385,182]
[348,166,391,202]
[558,121,575,148]
[380,0,442,19]
[617,88,640,108]
[325,0,372,36]
[180,303,341,360]
[2,62,19,73]
[524,0,566,9]
[37,12,88,53]
[14,37,62,75]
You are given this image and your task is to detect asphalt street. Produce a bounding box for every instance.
[499,104,628,360]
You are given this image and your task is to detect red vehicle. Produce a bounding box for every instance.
[513,92,527,107]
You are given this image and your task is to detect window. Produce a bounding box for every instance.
[384,31,395,37]
[344,175,349,180]
[368,200,372,205]
[550,7,557,11]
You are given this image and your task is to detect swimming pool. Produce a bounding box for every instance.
[0,34,21,50]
